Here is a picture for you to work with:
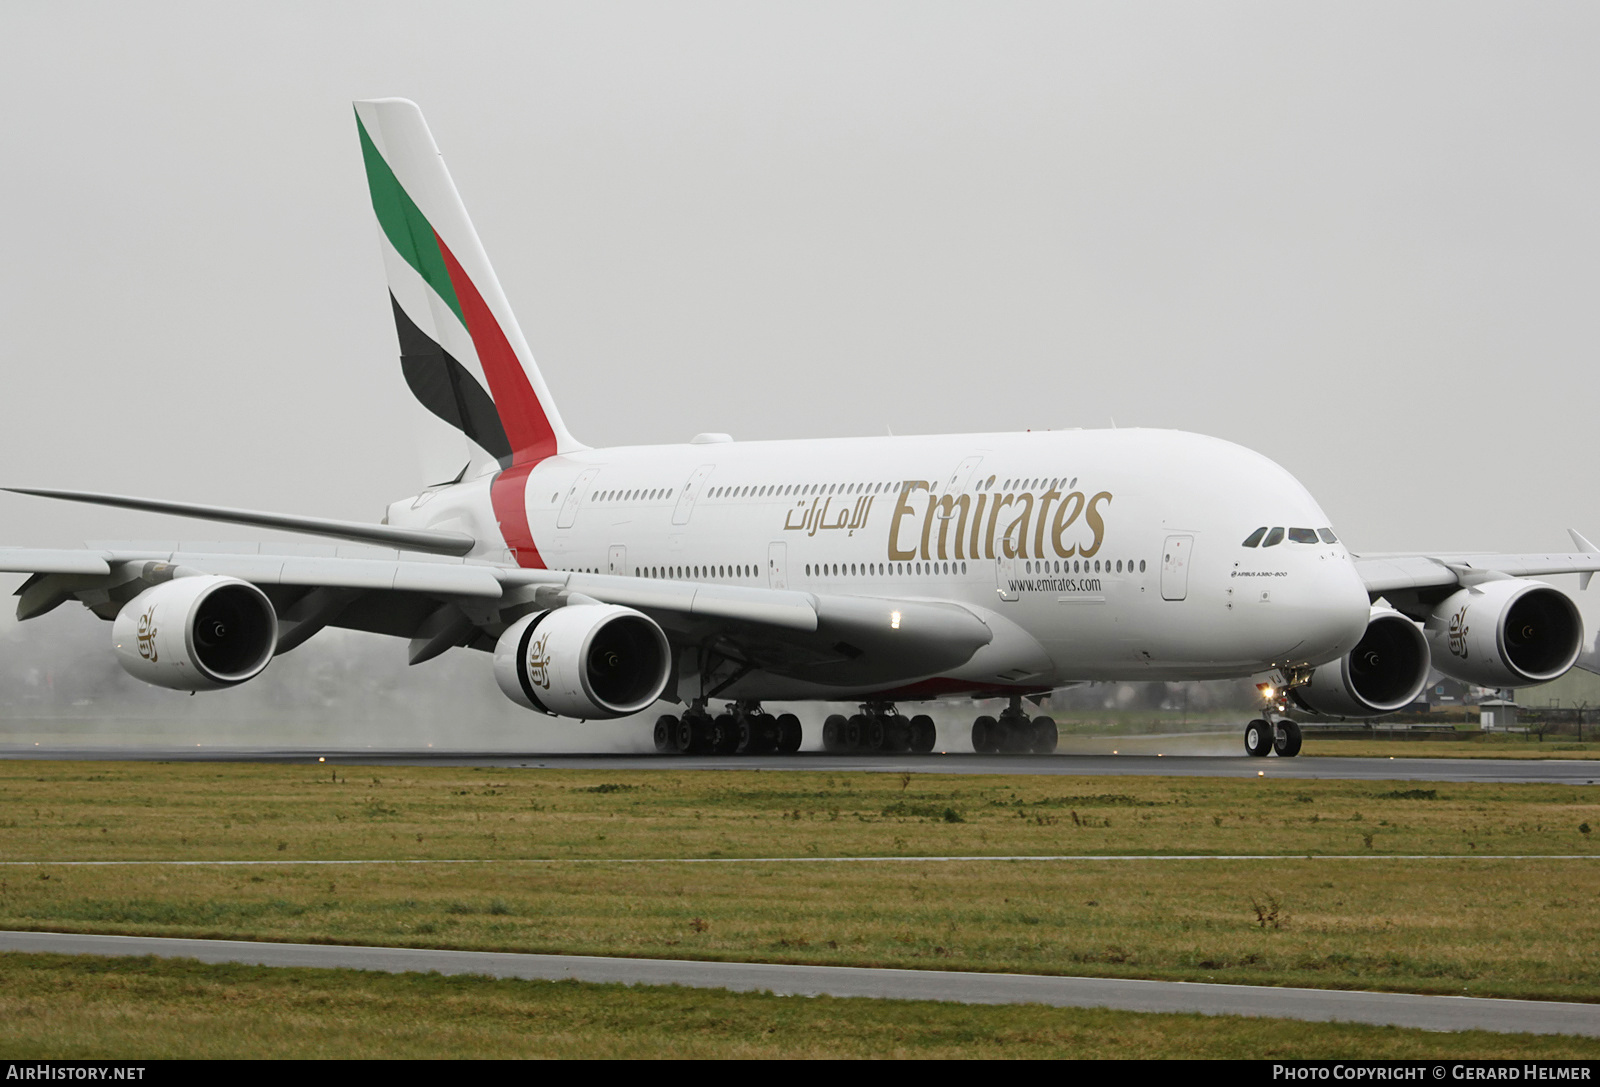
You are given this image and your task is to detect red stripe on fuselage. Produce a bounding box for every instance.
[490,461,545,569]
[435,231,554,569]
[867,678,1050,701]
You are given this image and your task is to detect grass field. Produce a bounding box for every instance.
[1301,736,1600,759]
[0,760,1595,1056]
[2,953,1596,1060]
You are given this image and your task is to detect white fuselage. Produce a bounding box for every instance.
[392,427,1372,701]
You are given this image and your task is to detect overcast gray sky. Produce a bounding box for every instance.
[5,0,1597,551]
[2,2,1598,685]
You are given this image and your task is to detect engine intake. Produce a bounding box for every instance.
[1426,580,1582,687]
[494,604,671,719]
[113,576,278,691]
[1291,607,1430,717]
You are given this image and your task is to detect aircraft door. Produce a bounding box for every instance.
[557,469,600,529]
[608,545,628,576]
[672,465,715,526]
[1161,535,1194,601]
[994,521,1021,602]
[767,542,787,590]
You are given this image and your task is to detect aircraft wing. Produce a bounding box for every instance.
[1354,530,1600,596]
[0,545,994,688]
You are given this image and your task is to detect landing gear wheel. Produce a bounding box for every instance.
[847,714,870,750]
[1273,719,1303,758]
[885,715,912,753]
[654,715,680,754]
[910,714,936,753]
[735,715,759,755]
[866,716,887,751]
[1244,719,1272,757]
[997,712,1029,753]
[776,713,803,753]
[680,713,711,754]
[1030,716,1058,755]
[972,715,999,754]
[712,713,740,754]
[822,714,848,753]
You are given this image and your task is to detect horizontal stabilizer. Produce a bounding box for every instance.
[4,488,475,557]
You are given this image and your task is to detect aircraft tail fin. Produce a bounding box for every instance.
[353,98,581,471]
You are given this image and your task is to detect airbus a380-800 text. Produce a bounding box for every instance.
[6,99,1598,758]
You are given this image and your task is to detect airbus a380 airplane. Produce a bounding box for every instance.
[6,99,1598,758]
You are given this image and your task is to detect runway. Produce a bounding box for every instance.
[2,746,1596,784]
[0,930,1593,1037]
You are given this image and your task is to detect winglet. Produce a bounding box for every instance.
[1570,529,1597,590]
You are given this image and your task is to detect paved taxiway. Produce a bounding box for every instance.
[2,746,1596,784]
[1,930,1594,1037]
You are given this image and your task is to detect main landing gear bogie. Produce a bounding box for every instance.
[971,710,1058,754]
[1243,717,1302,758]
[821,705,937,754]
[655,702,801,755]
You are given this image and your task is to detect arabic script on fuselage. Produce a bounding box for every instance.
[782,481,1112,562]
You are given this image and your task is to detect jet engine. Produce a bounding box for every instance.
[112,576,278,691]
[1425,580,1582,688]
[494,604,672,719]
[1290,607,1430,717]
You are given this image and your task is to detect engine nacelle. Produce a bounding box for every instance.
[1426,580,1582,687]
[112,576,278,691]
[494,604,671,719]
[1291,607,1431,717]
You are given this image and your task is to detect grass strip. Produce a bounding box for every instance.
[0,763,1594,1002]
[0,952,1595,1060]
[0,762,1594,862]
[1,857,1595,1002]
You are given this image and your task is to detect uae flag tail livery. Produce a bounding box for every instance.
[354,98,581,567]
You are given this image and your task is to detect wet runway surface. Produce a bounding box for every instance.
[2,745,1597,784]
[1,930,1594,1037]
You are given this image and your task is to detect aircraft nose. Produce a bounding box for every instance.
[1300,557,1372,663]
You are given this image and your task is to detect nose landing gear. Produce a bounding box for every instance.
[1244,671,1307,757]
[1243,717,1303,757]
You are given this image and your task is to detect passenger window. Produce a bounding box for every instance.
[1288,528,1318,544]
[1242,527,1267,547]
[1318,528,1338,544]
[1262,527,1285,547]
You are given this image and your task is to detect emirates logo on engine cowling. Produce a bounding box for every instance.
[526,632,551,689]
[136,606,158,662]
[1447,605,1470,659]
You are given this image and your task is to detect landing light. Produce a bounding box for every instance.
[1256,683,1277,700]
[890,610,902,630]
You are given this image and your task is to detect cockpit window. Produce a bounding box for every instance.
[1262,527,1285,547]
[1241,527,1267,548]
[1318,528,1338,544]
[1288,527,1318,544]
